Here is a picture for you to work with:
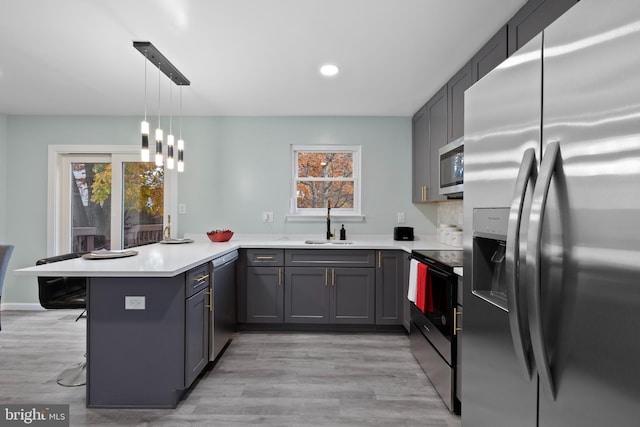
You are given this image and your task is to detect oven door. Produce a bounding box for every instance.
[410,261,454,364]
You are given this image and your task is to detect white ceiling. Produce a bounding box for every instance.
[0,0,527,116]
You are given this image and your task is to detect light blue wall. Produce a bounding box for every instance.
[0,115,7,243]
[4,115,437,305]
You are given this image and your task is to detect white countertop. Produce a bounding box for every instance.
[14,234,462,278]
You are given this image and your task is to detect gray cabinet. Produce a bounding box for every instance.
[285,267,329,323]
[246,249,284,323]
[447,61,472,143]
[184,264,211,387]
[427,86,448,202]
[246,266,284,323]
[402,253,411,333]
[375,250,405,325]
[412,86,448,203]
[284,249,375,325]
[471,26,508,82]
[507,0,577,55]
[412,105,429,202]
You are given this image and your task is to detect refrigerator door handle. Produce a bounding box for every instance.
[526,140,561,400]
[506,148,537,379]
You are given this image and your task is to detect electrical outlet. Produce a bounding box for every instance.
[125,296,145,310]
[178,204,186,214]
[262,211,274,223]
[397,212,406,224]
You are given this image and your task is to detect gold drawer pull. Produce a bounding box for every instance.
[256,255,275,260]
[194,274,210,283]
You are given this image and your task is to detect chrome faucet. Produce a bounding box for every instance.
[326,201,334,240]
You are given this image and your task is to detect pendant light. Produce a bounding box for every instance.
[155,62,164,167]
[166,73,175,170]
[177,86,185,172]
[133,41,190,170]
[140,50,150,162]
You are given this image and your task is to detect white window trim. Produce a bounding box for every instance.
[287,144,364,222]
[47,145,178,255]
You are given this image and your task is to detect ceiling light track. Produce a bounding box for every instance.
[133,41,190,86]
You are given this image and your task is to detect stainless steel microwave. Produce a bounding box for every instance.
[439,137,464,197]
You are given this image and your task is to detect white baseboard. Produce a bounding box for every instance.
[0,303,45,311]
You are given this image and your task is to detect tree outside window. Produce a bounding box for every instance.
[292,146,361,215]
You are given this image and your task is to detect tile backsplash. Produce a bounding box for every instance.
[437,200,463,229]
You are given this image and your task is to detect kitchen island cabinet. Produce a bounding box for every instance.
[87,262,211,408]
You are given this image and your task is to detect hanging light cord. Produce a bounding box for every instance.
[169,73,173,134]
[143,50,148,122]
[157,63,162,127]
[179,86,183,139]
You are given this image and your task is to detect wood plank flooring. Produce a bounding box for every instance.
[0,310,461,426]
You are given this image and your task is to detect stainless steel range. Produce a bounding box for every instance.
[409,249,462,414]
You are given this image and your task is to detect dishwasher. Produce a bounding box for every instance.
[210,250,238,361]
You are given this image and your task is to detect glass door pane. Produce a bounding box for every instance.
[122,162,164,249]
[71,162,111,251]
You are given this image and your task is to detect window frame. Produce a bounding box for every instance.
[289,145,362,218]
[47,145,178,255]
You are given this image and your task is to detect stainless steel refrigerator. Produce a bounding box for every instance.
[462,0,640,425]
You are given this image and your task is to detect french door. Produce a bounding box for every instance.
[49,146,177,255]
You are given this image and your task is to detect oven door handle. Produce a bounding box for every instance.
[506,148,537,379]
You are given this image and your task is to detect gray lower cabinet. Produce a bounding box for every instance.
[375,250,405,326]
[184,263,211,386]
[87,262,211,409]
[284,266,375,324]
[185,286,210,386]
[246,266,284,323]
[285,267,329,323]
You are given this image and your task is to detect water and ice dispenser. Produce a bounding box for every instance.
[472,208,510,311]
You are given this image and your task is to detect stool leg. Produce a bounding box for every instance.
[57,353,86,387]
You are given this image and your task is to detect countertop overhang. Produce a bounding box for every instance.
[14,234,461,278]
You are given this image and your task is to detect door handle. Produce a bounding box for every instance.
[526,140,561,400]
[278,268,282,286]
[325,268,329,286]
[506,148,537,378]
[205,289,212,312]
[453,307,462,336]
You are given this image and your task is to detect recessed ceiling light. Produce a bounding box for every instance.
[319,64,340,77]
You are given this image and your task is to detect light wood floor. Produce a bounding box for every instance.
[0,310,461,427]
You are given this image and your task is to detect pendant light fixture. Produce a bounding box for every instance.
[178,86,185,172]
[155,63,164,167]
[133,41,190,171]
[166,73,175,170]
[140,50,150,162]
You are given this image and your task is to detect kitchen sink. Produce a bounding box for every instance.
[304,240,354,245]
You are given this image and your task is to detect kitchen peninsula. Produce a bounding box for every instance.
[14,234,459,409]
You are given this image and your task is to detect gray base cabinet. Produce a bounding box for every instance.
[332,267,375,324]
[246,266,284,323]
[375,250,405,326]
[285,267,329,323]
[87,262,211,409]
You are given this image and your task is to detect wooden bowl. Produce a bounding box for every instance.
[206,231,233,242]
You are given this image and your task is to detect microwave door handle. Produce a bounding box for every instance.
[506,148,537,379]
[526,140,561,400]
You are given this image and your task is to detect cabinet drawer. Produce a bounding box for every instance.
[246,249,284,266]
[185,263,210,297]
[285,249,375,267]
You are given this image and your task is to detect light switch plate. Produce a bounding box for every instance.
[178,204,186,214]
[125,296,145,310]
[397,212,406,224]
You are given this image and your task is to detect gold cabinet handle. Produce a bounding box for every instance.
[278,268,282,286]
[194,274,210,283]
[206,289,212,312]
[332,268,335,286]
[325,268,329,286]
[454,307,462,336]
[256,255,274,260]
[378,251,382,269]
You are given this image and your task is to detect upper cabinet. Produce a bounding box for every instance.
[471,26,508,83]
[447,61,472,143]
[412,86,448,203]
[508,0,579,55]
